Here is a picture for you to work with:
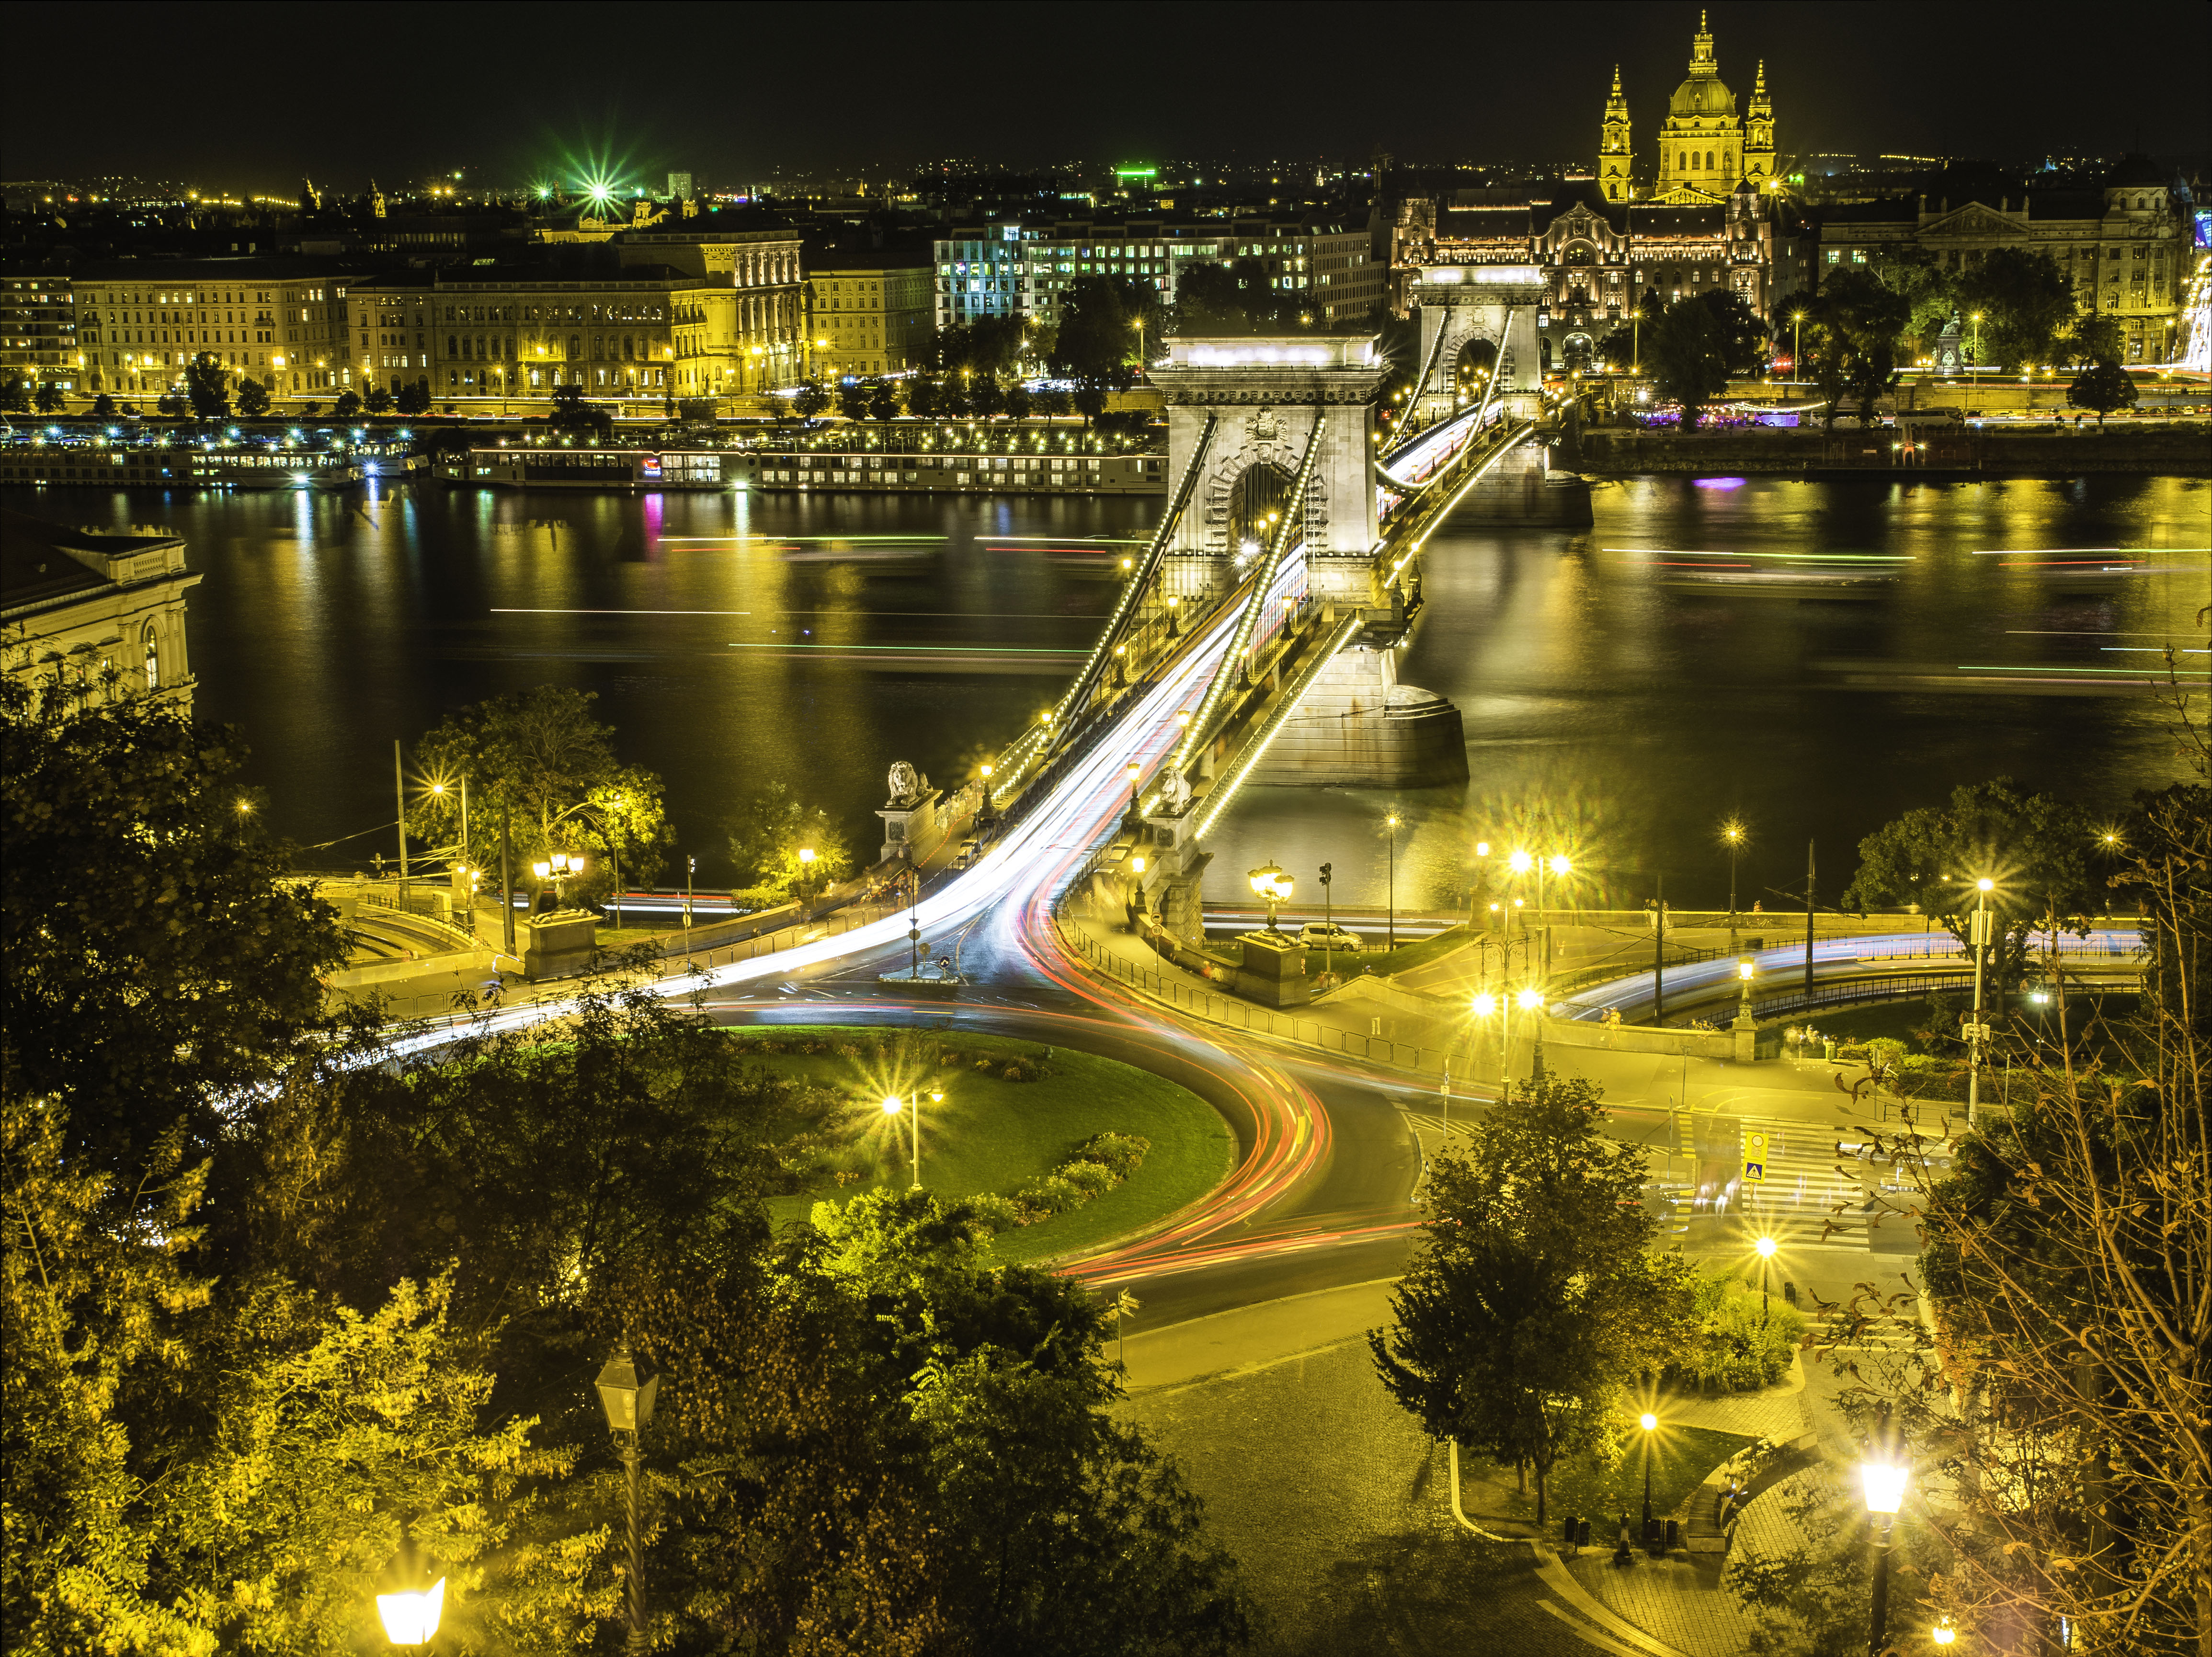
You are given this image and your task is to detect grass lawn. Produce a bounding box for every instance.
[1459,1422,1754,1532]
[1770,993,2142,1053]
[735,1028,1235,1264]
[1344,925,1475,978]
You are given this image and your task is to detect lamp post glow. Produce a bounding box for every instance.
[1861,1453,1909,1657]
[1722,819,1746,941]
[882,1093,921,1186]
[1756,1234,1777,1325]
[1386,812,1401,949]
[1126,757,1142,823]
[377,1534,445,1652]
[595,1345,659,1655]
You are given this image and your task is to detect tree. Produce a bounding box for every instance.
[1841,777,2098,1006]
[0,377,27,412]
[395,377,431,416]
[1369,1075,1695,1522]
[1051,275,1155,404]
[89,393,117,420]
[362,383,393,414]
[725,779,853,898]
[235,377,271,417]
[934,314,1025,378]
[1001,379,1032,421]
[1814,267,1911,426]
[790,378,831,421]
[937,373,972,420]
[838,379,871,423]
[868,377,902,422]
[410,686,672,896]
[906,371,942,420]
[1645,296,1731,430]
[1693,287,1770,374]
[970,370,1006,418]
[1596,293,1662,373]
[331,388,361,420]
[1171,258,1291,335]
[1870,248,1960,360]
[2061,311,2124,371]
[548,383,610,441]
[2068,362,2140,426]
[1959,248,2073,371]
[33,380,64,414]
[184,352,229,420]
[157,389,188,418]
[0,678,346,1174]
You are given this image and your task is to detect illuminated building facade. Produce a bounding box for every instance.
[806,258,933,378]
[74,261,345,400]
[1818,157,2197,363]
[1396,181,1802,371]
[1,511,201,714]
[424,267,681,406]
[2,275,79,395]
[935,220,1385,334]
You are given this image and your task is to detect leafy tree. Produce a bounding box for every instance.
[234,377,271,417]
[183,352,229,420]
[33,380,64,414]
[1645,295,1731,430]
[1595,293,1663,373]
[790,378,831,421]
[726,778,854,898]
[547,383,611,440]
[1693,287,1769,374]
[1032,386,1072,419]
[1814,267,1911,426]
[331,388,362,420]
[1958,247,2073,370]
[838,378,871,423]
[89,393,117,420]
[157,389,188,418]
[362,383,394,414]
[1171,258,1290,335]
[0,678,346,1173]
[934,314,1025,378]
[937,373,973,420]
[868,377,902,422]
[395,377,431,416]
[1001,379,1032,421]
[1841,777,2098,1008]
[1369,1075,1695,1522]
[906,371,942,420]
[1050,275,1155,399]
[1870,248,1959,359]
[410,686,673,897]
[2067,361,2139,426]
[0,376,27,411]
[300,401,321,419]
[2061,311,2124,370]
[971,370,1006,418]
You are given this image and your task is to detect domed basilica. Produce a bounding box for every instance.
[1602,10,1777,205]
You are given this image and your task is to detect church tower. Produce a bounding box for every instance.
[1743,60,1776,190]
[1600,65,1633,202]
[1654,9,1741,205]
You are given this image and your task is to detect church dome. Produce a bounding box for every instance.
[1669,74,1736,118]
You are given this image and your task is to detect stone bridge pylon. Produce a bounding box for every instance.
[1148,336,1467,789]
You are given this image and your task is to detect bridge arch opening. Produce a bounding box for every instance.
[1226,461,1294,557]
[1452,337,1497,399]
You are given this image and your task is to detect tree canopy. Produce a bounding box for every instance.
[2067,362,2140,424]
[1369,1075,1694,1522]
[1644,296,1731,430]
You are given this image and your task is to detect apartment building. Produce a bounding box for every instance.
[2,273,78,394]
[73,259,348,399]
[806,253,933,377]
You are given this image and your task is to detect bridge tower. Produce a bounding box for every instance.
[1149,335,1466,790]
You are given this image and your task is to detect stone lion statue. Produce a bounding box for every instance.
[887,760,921,802]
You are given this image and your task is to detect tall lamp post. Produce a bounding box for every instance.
[1722,819,1746,945]
[1249,861,1293,934]
[1861,1449,1909,1657]
[882,1092,922,1187]
[1319,862,1334,976]
[594,1346,661,1656]
[1755,1234,1778,1326]
[1385,812,1401,950]
[1967,877,1995,1126]
[1639,1412,1659,1543]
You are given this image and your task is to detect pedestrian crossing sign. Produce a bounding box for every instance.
[1742,1130,1768,1185]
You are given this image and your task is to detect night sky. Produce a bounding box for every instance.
[10,1,2207,194]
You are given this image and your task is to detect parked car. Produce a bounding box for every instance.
[1297,922,1364,952]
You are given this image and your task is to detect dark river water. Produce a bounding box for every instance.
[11,472,2205,910]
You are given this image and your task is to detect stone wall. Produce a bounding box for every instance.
[1576,425,2212,476]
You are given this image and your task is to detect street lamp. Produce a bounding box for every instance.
[1639,1412,1659,1543]
[1249,861,1293,934]
[1931,1620,1957,1647]
[1755,1234,1777,1326]
[1722,819,1746,940]
[1967,877,1995,1125]
[881,1093,921,1187]
[1790,310,1805,387]
[797,846,818,913]
[376,1536,445,1652]
[1126,757,1142,823]
[1385,812,1401,950]
[1861,1451,1910,1657]
[594,1345,660,1655]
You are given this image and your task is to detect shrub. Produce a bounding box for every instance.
[1867,1037,1908,1070]
[1015,1174,1085,1220]
[1057,1160,1115,1198]
[1072,1132,1150,1179]
[1672,1272,1808,1391]
[957,1193,1025,1235]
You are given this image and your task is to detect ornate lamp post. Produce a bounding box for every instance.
[1639,1412,1659,1543]
[594,1346,660,1656]
[881,1093,922,1187]
[1248,861,1293,934]
[1722,819,1746,943]
[1755,1234,1778,1326]
[1384,812,1402,949]
[1966,877,1995,1126]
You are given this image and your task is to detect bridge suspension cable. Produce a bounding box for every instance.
[1192,609,1366,841]
[1169,409,1327,776]
[1400,301,1453,416]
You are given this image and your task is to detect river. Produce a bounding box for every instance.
[10,472,2204,910]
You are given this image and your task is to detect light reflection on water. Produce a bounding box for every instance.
[8,472,2203,899]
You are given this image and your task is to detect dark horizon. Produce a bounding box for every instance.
[11,1,2208,198]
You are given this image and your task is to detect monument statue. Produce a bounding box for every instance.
[887,760,921,803]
